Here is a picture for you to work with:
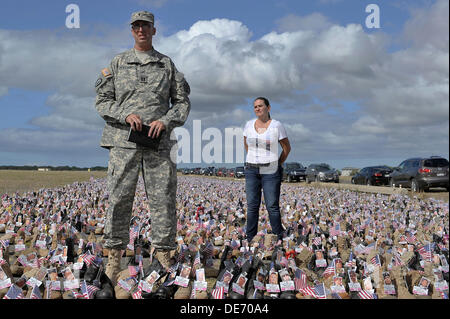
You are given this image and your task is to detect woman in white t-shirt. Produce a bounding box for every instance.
[243,97,291,243]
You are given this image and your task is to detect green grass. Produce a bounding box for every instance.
[0,170,107,196]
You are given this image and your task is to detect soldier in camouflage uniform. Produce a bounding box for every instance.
[94,11,190,283]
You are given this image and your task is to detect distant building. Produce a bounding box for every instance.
[37,168,50,172]
[341,167,358,176]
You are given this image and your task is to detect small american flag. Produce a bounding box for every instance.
[128,265,140,277]
[392,254,402,266]
[364,242,376,254]
[3,285,24,299]
[329,224,341,237]
[132,286,143,299]
[81,253,96,266]
[196,219,203,231]
[294,269,307,292]
[392,220,399,229]
[80,280,99,299]
[139,258,144,278]
[301,225,308,236]
[30,285,42,299]
[303,283,326,299]
[313,237,321,246]
[358,290,375,299]
[346,251,356,268]
[370,255,381,267]
[0,239,9,248]
[322,259,336,278]
[231,240,240,249]
[72,291,84,299]
[193,251,201,270]
[129,226,139,242]
[86,285,100,299]
[280,256,289,268]
[418,243,432,261]
[290,218,298,231]
[310,224,316,236]
[190,285,196,299]
[177,244,187,262]
[188,243,197,253]
[302,285,316,297]
[203,241,214,259]
[211,286,225,299]
[313,283,327,299]
[406,233,416,244]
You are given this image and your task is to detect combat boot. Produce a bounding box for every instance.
[154,249,171,270]
[105,248,122,285]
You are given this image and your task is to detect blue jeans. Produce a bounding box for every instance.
[244,165,283,242]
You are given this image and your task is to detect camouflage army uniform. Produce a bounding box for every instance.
[95,47,190,251]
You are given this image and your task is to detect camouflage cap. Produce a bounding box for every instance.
[130,11,154,24]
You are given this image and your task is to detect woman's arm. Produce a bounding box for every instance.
[244,136,248,153]
[278,137,291,166]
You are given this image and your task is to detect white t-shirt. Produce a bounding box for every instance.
[243,119,288,164]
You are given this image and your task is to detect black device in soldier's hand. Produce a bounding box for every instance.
[127,123,161,151]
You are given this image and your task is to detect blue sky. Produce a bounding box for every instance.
[0,0,448,169]
[0,0,410,33]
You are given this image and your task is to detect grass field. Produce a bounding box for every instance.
[0,170,107,196]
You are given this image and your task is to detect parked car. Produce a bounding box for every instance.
[182,168,190,175]
[226,168,235,178]
[389,156,449,192]
[234,166,245,178]
[282,162,306,182]
[216,167,227,177]
[203,167,215,176]
[351,166,393,186]
[305,163,339,183]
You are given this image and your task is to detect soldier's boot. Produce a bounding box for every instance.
[154,249,171,270]
[105,248,122,285]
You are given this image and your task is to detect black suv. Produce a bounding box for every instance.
[389,156,449,192]
[351,166,393,186]
[234,166,245,178]
[305,163,339,183]
[282,162,306,182]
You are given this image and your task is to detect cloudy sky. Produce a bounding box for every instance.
[0,0,448,169]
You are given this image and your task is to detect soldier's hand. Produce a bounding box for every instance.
[126,114,142,131]
[148,120,166,138]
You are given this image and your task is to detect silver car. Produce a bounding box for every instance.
[305,163,339,183]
